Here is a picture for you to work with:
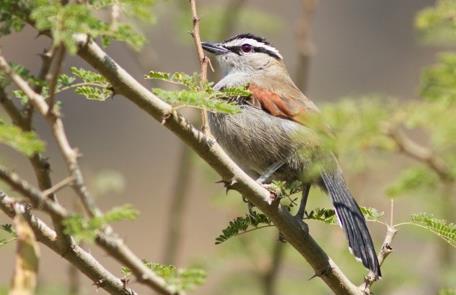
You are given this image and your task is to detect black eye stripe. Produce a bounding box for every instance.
[225,45,281,60]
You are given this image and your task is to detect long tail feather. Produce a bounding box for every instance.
[321,169,381,278]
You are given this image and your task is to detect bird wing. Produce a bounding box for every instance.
[246,79,335,140]
[246,79,319,125]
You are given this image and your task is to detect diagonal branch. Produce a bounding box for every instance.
[386,128,453,182]
[75,34,362,295]
[0,192,138,295]
[0,166,182,295]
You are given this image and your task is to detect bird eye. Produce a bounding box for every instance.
[241,44,253,53]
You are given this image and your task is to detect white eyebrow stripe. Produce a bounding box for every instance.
[223,38,282,59]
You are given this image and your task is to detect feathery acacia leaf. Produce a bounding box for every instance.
[0,122,45,156]
[306,207,383,225]
[122,261,206,292]
[215,212,271,244]
[63,204,139,242]
[409,213,456,247]
[147,71,242,114]
[0,223,16,247]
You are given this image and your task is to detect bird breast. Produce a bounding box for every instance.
[209,106,307,182]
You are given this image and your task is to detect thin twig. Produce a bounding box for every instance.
[359,225,397,293]
[0,51,100,218]
[188,0,210,134]
[42,175,75,197]
[386,127,453,182]
[0,192,138,295]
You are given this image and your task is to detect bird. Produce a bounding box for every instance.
[201,33,381,278]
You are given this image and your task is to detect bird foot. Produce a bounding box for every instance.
[259,183,281,205]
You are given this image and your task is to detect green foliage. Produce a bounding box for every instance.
[409,213,456,247]
[0,0,28,36]
[421,53,456,103]
[305,207,383,225]
[63,204,139,242]
[386,166,439,198]
[0,223,16,246]
[0,121,45,156]
[146,71,243,114]
[89,0,157,23]
[122,261,206,293]
[416,0,456,44]
[215,211,271,244]
[50,67,113,101]
[29,1,154,53]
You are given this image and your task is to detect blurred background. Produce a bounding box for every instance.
[0,0,454,294]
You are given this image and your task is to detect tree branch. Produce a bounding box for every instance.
[386,128,453,182]
[75,34,362,295]
[360,225,397,293]
[0,51,100,218]
[0,192,138,295]
[188,0,210,134]
[0,166,182,295]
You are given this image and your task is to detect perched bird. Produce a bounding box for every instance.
[202,33,381,278]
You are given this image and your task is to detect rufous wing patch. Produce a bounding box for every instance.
[248,83,301,121]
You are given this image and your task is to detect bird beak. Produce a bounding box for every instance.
[202,42,229,55]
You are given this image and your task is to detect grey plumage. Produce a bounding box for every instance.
[204,33,381,278]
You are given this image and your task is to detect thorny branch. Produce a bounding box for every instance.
[360,225,397,293]
[0,51,100,218]
[189,0,211,134]
[0,53,183,295]
[0,166,181,295]
[0,192,138,295]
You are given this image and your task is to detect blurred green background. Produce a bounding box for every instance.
[0,0,455,294]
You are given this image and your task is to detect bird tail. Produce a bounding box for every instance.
[320,168,381,278]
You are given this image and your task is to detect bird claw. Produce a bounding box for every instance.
[259,183,281,205]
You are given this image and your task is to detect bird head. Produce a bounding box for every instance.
[202,33,284,75]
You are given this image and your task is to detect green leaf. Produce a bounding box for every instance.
[0,0,28,36]
[0,122,45,156]
[0,223,16,247]
[306,207,383,225]
[63,204,139,242]
[305,208,338,224]
[215,211,271,244]
[416,0,456,45]
[152,88,239,114]
[145,71,171,81]
[69,67,113,101]
[122,261,206,292]
[421,53,456,103]
[32,2,107,54]
[410,213,456,247]
[74,86,112,101]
